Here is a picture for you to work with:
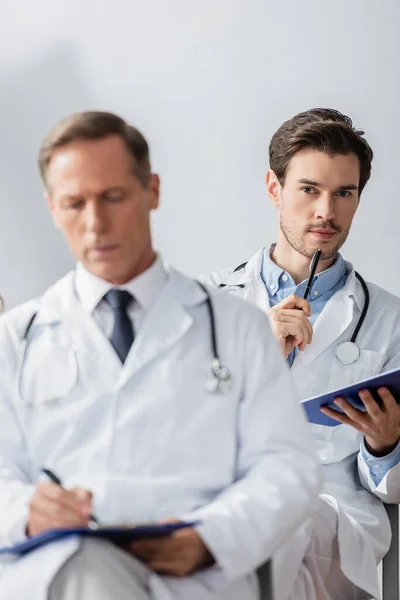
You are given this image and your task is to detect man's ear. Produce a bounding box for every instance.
[266,169,282,208]
[147,174,160,210]
[45,191,62,229]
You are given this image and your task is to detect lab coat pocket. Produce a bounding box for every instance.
[328,348,386,391]
[19,337,78,405]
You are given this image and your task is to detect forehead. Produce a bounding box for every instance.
[285,149,360,188]
[46,135,134,192]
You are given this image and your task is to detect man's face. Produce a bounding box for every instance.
[267,149,361,260]
[46,135,159,284]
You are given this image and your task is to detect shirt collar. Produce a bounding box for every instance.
[75,255,168,314]
[261,245,348,299]
[261,245,284,295]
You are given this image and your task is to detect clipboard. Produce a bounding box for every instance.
[301,367,400,427]
[0,520,199,558]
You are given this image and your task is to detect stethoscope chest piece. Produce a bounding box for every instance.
[335,341,360,365]
[205,359,233,394]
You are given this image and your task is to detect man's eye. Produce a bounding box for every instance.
[105,194,124,202]
[64,201,84,210]
[301,187,316,194]
[336,190,351,198]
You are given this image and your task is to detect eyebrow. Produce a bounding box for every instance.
[297,178,359,191]
[61,187,126,201]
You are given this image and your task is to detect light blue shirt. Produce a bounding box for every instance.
[261,247,400,484]
[261,247,348,367]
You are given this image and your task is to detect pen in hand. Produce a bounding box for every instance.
[41,468,99,529]
[303,249,322,301]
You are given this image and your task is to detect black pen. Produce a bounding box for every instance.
[42,468,99,529]
[303,249,322,301]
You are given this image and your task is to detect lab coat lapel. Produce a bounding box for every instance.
[65,296,123,375]
[291,267,361,374]
[34,272,122,377]
[119,270,206,385]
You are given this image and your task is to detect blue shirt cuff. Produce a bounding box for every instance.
[361,437,400,486]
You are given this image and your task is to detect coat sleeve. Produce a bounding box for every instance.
[357,344,400,504]
[0,316,36,546]
[182,302,322,581]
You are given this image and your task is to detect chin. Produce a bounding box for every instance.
[83,260,120,282]
[313,246,340,261]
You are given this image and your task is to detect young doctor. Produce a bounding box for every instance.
[0,111,320,600]
[203,108,400,600]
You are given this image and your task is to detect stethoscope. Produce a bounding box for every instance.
[219,263,370,366]
[15,265,369,402]
[16,283,234,401]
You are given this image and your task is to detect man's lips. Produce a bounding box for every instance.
[88,244,120,254]
[309,229,337,239]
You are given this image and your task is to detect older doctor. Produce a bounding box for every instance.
[204,108,400,600]
[0,111,320,600]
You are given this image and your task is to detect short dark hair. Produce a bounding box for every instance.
[39,111,151,187]
[269,108,373,194]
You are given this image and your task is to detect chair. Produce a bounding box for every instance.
[257,504,399,600]
[382,503,399,600]
[257,560,273,600]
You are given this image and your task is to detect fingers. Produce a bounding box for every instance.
[28,483,93,536]
[73,487,93,505]
[377,387,400,419]
[267,295,313,355]
[320,404,363,430]
[29,503,89,530]
[321,390,400,455]
[276,312,313,339]
[150,559,183,575]
[278,294,312,316]
[37,483,92,516]
[130,528,213,578]
[357,390,382,420]
[332,397,368,426]
[270,312,313,351]
[30,495,87,524]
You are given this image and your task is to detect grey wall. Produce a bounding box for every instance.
[1,0,399,309]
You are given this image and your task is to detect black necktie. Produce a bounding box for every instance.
[103,290,134,363]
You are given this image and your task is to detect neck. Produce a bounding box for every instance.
[272,234,335,284]
[109,246,157,285]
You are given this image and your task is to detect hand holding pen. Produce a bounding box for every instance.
[27,468,97,537]
[267,249,321,357]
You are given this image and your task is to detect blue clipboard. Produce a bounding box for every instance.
[301,367,400,427]
[0,520,199,558]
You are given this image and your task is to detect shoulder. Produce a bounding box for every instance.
[0,298,41,341]
[364,281,400,346]
[366,281,400,313]
[198,267,236,287]
[198,281,275,351]
[199,248,265,288]
[170,266,271,329]
[0,272,74,345]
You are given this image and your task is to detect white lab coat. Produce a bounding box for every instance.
[202,247,400,599]
[0,265,321,600]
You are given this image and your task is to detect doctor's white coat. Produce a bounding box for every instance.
[202,248,400,599]
[0,265,321,600]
